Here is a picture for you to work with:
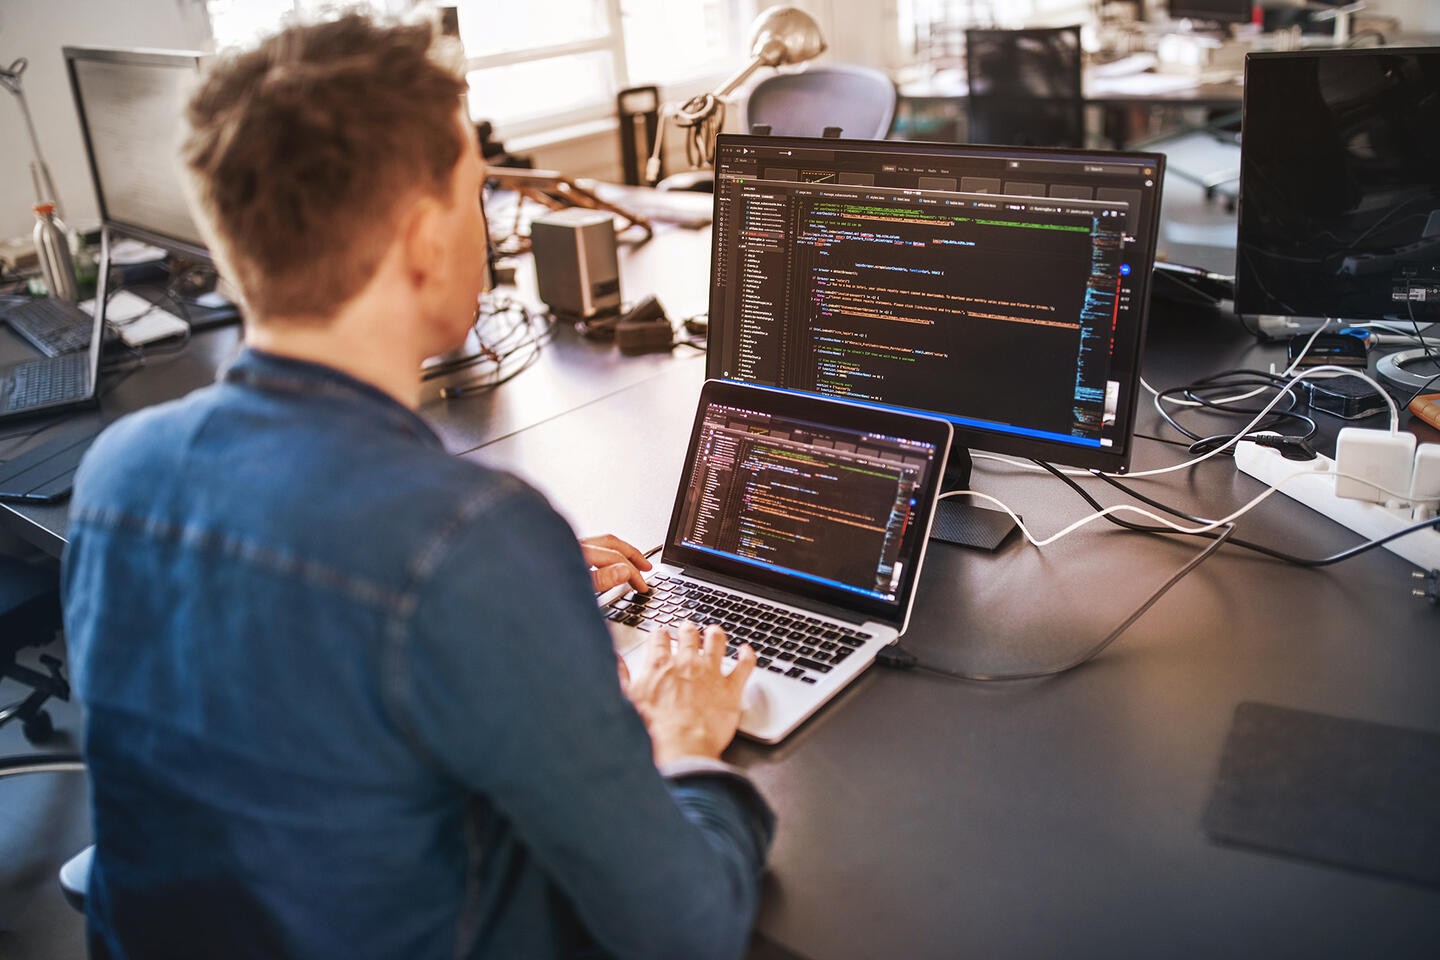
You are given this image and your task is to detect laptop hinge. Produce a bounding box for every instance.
[675,566,891,628]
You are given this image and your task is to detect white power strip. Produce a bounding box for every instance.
[1234,441,1440,571]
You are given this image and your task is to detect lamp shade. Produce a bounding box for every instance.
[748,6,827,68]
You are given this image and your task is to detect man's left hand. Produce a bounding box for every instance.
[581,534,653,593]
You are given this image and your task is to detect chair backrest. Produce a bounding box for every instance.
[964,25,1084,148]
[745,64,897,141]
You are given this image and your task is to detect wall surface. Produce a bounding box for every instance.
[0,0,210,242]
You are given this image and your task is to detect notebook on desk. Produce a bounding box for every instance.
[603,380,951,743]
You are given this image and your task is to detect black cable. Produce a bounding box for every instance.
[1402,278,1438,368]
[1400,369,1440,411]
[1052,458,1440,568]
[1152,370,1317,450]
[881,521,1235,682]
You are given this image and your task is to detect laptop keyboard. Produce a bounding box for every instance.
[2,298,93,357]
[0,353,90,412]
[607,573,872,684]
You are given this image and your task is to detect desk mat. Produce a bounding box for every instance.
[1202,702,1440,888]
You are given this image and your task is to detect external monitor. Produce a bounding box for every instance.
[1236,48,1440,324]
[1167,0,1253,24]
[705,134,1166,480]
[63,46,208,258]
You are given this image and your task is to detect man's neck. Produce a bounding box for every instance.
[246,299,424,409]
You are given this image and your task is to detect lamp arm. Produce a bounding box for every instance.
[710,55,768,101]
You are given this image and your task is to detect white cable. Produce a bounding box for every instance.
[1150,318,1333,412]
[945,460,1438,550]
[1114,364,1398,479]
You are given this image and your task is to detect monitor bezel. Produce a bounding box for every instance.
[1235,46,1440,323]
[705,133,1166,474]
[662,379,953,628]
[63,45,212,262]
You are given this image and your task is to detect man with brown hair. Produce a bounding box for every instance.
[62,12,772,960]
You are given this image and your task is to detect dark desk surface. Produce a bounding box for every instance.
[471,303,1440,960]
[5,196,1439,957]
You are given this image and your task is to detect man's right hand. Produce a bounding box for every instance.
[623,621,757,766]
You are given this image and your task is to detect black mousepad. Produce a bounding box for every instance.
[1202,702,1440,888]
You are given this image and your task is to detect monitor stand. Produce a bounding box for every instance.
[930,446,1019,551]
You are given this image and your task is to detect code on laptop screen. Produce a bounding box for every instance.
[673,401,940,602]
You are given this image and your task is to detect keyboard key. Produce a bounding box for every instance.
[767,665,785,673]
[785,667,805,679]
[801,676,817,684]
[798,645,817,657]
[761,645,780,657]
[793,656,831,674]
[776,651,796,661]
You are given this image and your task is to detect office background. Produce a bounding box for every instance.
[4,1,1440,959]
[6,0,1436,247]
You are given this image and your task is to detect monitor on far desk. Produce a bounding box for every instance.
[63,46,238,329]
[1168,0,1253,25]
[704,135,1166,547]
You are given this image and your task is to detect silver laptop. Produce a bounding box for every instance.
[605,380,952,744]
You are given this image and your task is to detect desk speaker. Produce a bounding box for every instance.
[530,209,621,320]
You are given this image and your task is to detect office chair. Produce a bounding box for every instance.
[745,65,896,140]
[964,25,1085,148]
[657,65,896,192]
[0,554,69,744]
[0,753,90,911]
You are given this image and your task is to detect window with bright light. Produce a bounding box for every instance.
[620,0,742,88]
[206,0,398,51]
[456,0,744,137]
[204,1,747,138]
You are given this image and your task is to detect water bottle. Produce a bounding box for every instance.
[33,202,78,303]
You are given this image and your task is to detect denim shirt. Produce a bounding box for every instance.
[62,348,775,960]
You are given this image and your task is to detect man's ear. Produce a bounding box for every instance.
[400,196,445,291]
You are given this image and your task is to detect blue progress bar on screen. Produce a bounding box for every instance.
[680,542,893,602]
[721,381,1104,448]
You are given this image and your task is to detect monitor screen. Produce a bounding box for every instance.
[1168,0,1252,24]
[64,47,208,255]
[665,382,950,623]
[705,135,1165,473]
[1237,49,1440,322]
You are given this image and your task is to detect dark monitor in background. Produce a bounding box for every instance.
[705,135,1165,495]
[63,46,208,259]
[1168,0,1252,24]
[1237,48,1440,323]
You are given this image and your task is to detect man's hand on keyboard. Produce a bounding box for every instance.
[580,534,652,593]
[624,621,756,765]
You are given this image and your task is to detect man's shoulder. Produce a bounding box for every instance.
[74,388,219,503]
[70,383,559,567]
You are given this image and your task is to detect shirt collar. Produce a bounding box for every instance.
[221,347,443,449]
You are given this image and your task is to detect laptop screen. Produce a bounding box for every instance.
[663,381,951,626]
